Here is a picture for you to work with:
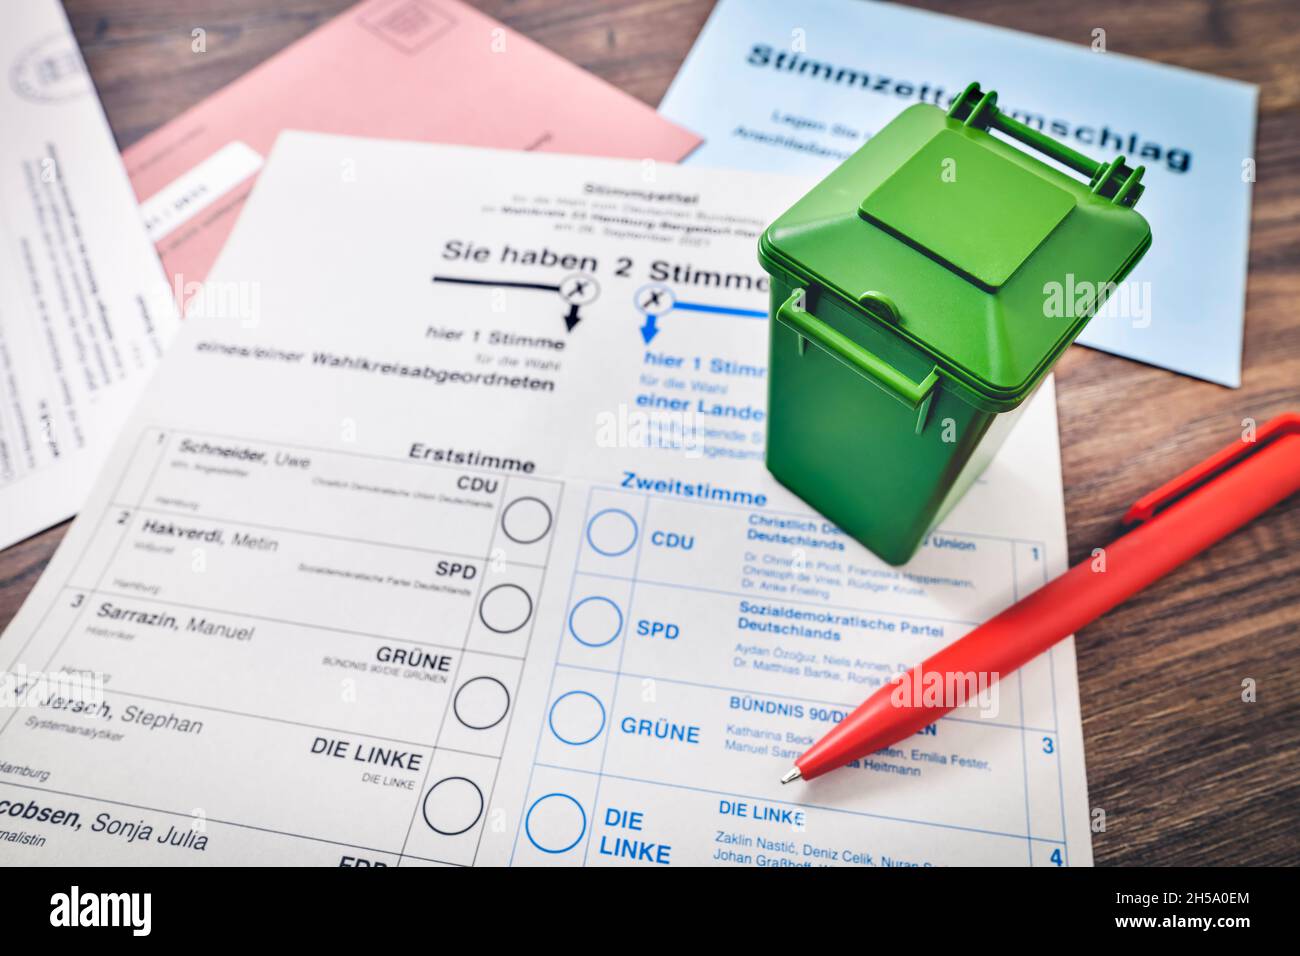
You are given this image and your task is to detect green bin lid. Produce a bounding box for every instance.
[758,84,1152,407]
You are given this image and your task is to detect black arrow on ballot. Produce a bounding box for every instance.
[564,302,582,332]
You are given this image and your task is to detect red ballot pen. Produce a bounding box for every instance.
[783,412,1300,785]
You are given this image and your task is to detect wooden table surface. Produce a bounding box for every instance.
[4,0,1296,865]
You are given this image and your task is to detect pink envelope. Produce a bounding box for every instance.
[125,0,700,295]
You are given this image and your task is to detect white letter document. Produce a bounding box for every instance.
[0,133,1091,866]
[0,0,178,548]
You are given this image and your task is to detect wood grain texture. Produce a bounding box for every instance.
[4,0,1296,865]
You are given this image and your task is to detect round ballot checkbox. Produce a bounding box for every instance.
[585,508,638,557]
[422,776,484,836]
[453,675,511,730]
[547,690,606,746]
[567,596,623,648]
[500,496,553,545]
[478,583,534,634]
[525,793,587,855]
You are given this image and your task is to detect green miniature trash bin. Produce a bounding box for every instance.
[758,83,1153,565]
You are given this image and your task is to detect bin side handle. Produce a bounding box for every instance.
[776,289,939,434]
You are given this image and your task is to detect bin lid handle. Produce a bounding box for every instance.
[947,82,1145,208]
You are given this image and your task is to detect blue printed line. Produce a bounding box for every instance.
[673,300,768,319]
[588,475,1053,553]
[581,494,652,866]
[509,485,596,866]
[1011,542,1034,865]
[1045,547,1070,867]
[568,568,984,629]
[535,763,1065,848]
[550,660,1059,735]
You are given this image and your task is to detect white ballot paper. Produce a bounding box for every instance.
[0,0,178,548]
[659,0,1257,387]
[0,134,1091,866]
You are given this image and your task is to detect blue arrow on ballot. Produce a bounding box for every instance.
[639,312,661,344]
[634,283,765,346]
